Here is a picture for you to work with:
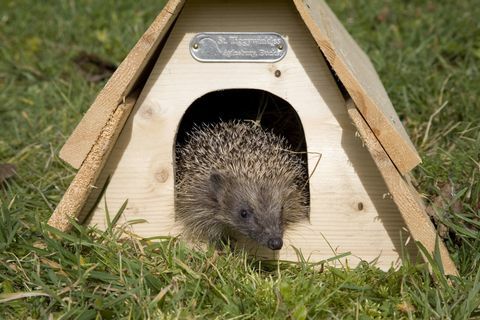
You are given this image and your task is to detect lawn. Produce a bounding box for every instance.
[0,0,479,318]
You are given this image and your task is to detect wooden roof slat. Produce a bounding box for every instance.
[293,0,421,174]
[347,99,457,276]
[59,0,186,169]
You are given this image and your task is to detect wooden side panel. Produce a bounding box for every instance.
[293,0,421,174]
[84,0,417,270]
[59,0,186,169]
[347,100,458,275]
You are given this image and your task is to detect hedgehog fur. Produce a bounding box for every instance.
[175,120,308,250]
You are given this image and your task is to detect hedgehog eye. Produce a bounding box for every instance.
[240,209,249,218]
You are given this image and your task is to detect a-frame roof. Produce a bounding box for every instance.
[59,0,420,174]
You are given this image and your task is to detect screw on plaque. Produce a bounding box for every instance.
[192,43,199,49]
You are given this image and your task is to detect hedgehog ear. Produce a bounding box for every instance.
[209,170,227,198]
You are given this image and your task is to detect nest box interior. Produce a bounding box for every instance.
[50,0,458,274]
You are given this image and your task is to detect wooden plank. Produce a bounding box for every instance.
[84,0,417,270]
[293,0,421,174]
[59,0,186,169]
[346,99,458,276]
[48,93,139,231]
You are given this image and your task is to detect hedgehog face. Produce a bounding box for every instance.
[209,171,305,250]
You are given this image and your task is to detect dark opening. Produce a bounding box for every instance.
[175,88,310,207]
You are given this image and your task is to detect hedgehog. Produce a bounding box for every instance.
[174,120,308,251]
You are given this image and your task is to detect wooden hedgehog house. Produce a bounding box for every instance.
[49,0,458,274]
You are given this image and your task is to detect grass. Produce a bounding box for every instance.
[0,0,479,318]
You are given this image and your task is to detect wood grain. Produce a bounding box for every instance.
[346,99,458,275]
[48,93,138,231]
[82,0,418,270]
[293,0,421,174]
[59,0,186,169]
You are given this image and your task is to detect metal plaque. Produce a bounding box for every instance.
[190,32,287,62]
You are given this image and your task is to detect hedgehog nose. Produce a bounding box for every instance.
[267,238,283,250]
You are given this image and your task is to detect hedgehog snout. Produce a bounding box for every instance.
[267,237,283,250]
